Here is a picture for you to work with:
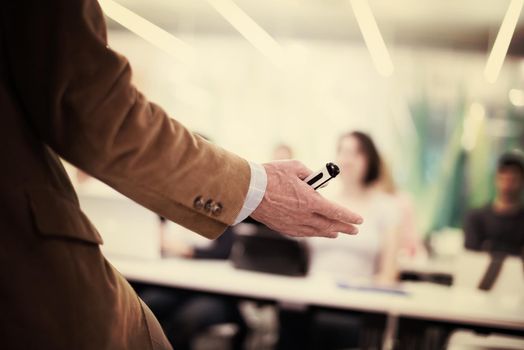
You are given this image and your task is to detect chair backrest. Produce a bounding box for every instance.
[231,225,310,276]
[454,251,524,296]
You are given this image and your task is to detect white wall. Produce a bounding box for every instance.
[106,30,522,175]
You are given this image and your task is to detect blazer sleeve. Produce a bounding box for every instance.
[1,0,251,239]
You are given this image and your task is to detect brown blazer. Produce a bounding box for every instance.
[0,0,250,349]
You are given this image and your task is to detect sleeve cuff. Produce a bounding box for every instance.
[233,162,267,225]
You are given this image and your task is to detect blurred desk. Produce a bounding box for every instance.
[109,256,524,348]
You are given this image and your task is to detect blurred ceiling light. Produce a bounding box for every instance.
[509,89,524,106]
[461,103,486,152]
[99,0,194,65]
[484,0,524,84]
[349,0,394,77]
[207,0,285,69]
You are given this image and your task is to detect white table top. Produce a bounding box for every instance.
[109,256,524,332]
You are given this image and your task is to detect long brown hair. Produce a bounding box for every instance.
[337,131,382,186]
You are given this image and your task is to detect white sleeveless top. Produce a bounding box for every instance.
[309,190,399,283]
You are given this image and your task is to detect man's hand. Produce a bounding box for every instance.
[251,160,363,238]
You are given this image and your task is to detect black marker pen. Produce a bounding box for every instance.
[304,162,340,190]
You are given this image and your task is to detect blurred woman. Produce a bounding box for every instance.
[311,131,401,285]
[278,132,402,350]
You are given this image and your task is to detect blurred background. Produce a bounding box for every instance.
[102,0,524,236]
[67,1,524,349]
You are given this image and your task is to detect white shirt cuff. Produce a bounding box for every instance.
[233,162,267,225]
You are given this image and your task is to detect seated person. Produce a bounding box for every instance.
[278,131,402,350]
[310,131,401,285]
[464,152,524,256]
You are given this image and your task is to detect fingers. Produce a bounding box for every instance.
[304,213,359,235]
[276,223,338,239]
[257,159,362,240]
[325,232,339,238]
[315,231,339,239]
[312,196,363,225]
[294,225,340,238]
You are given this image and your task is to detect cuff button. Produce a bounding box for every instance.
[193,196,205,210]
[211,202,223,216]
[204,199,214,213]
